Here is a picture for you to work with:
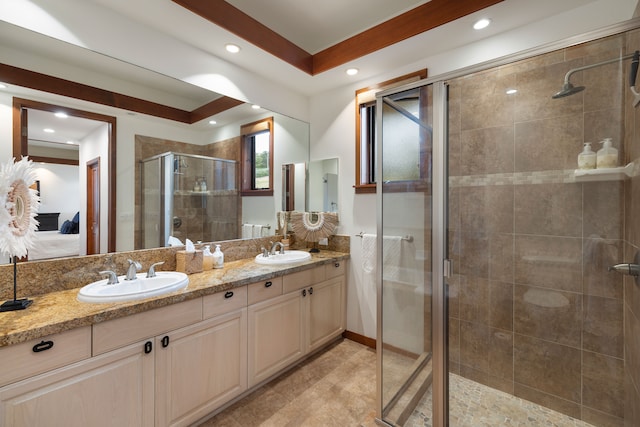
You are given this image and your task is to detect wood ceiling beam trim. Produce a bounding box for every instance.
[0,64,194,123]
[312,0,504,74]
[189,96,245,124]
[0,63,257,124]
[172,0,314,74]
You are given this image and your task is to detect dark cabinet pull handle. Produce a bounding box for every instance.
[302,289,307,297]
[161,336,170,348]
[309,287,313,295]
[32,340,54,353]
[224,291,234,299]
[144,341,153,354]
[334,262,340,268]
[265,281,272,288]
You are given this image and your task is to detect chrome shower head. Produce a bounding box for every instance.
[552,82,585,99]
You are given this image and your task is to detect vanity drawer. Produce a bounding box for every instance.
[282,266,325,294]
[247,277,283,305]
[0,326,91,387]
[203,285,247,318]
[326,260,346,279]
[93,298,202,355]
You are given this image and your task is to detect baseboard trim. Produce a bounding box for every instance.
[342,330,376,349]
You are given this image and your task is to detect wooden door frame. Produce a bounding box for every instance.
[86,157,100,255]
[12,97,116,253]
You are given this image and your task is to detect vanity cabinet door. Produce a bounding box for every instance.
[0,340,154,427]
[247,291,305,388]
[306,276,346,353]
[155,308,247,427]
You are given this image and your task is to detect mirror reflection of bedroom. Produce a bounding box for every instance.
[25,107,108,261]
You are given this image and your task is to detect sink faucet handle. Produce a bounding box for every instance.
[99,270,119,285]
[147,261,165,278]
[125,259,142,281]
[261,246,269,257]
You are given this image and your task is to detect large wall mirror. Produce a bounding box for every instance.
[0,21,310,261]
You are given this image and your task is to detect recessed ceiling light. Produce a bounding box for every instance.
[506,89,517,95]
[473,18,491,30]
[43,128,55,133]
[66,140,76,145]
[208,120,217,125]
[251,104,261,109]
[225,43,240,53]
[346,68,359,76]
[55,112,68,119]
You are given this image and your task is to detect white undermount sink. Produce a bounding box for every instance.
[77,271,189,303]
[255,250,311,265]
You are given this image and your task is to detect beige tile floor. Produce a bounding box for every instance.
[197,339,378,427]
[197,339,599,427]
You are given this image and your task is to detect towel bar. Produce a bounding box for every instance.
[355,232,413,243]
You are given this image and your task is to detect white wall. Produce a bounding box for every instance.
[79,123,109,254]
[33,163,79,224]
[208,112,309,233]
[309,0,639,338]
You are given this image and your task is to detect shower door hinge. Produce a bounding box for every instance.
[443,259,452,278]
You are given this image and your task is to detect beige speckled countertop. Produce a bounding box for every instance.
[0,251,349,348]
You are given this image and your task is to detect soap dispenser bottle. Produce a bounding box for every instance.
[212,244,224,269]
[202,245,214,270]
[578,142,596,170]
[596,138,618,169]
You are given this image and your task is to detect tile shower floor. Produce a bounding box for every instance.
[197,339,595,427]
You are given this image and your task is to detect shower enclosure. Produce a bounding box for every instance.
[140,152,238,248]
[377,20,640,427]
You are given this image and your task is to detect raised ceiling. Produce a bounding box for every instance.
[86,0,609,95]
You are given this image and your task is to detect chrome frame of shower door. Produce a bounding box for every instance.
[375,80,449,426]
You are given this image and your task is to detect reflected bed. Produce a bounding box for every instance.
[29,231,80,260]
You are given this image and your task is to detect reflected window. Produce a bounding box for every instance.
[241,117,274,196]
[355,70,427,194]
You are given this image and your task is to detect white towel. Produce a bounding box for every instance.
[242,224,253,239]
[252,224,264,238]
[382,235,403,282]
[361,234,377,274]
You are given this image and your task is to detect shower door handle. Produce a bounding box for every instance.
[608,263,640,277]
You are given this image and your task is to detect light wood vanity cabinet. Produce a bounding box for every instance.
[155,307,247,427]
[0,336,155,427]
[248,261,347,388]
[0,259,346,427]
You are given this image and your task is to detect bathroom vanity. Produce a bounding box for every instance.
[0,253,347,427]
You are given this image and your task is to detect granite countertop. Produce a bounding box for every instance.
[0,251,349,348]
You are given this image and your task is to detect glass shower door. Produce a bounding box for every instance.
[378,83,447,425]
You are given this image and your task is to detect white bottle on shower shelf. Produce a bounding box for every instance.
[577,142,596,170]
[596,138,618,169]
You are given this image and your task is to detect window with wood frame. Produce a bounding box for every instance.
[355,70,427,194]
[240,117,274,196]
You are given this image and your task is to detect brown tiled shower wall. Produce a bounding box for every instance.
[447,30,640,426]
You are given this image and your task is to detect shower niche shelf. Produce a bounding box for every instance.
[573,163,634,182]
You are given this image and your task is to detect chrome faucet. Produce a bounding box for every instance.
[125,259,142,281]
[99,270,119,285]
[147,261,165,278]
[261,247,269,258]
[270,241,285,255]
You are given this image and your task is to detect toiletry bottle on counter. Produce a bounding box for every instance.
[202,245,214,270]
[577,142,596,169]
[596,138,618,169]
[212,244,224,269]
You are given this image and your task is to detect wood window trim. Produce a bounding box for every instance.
[355,69,427,194]
[240,116,274,197]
